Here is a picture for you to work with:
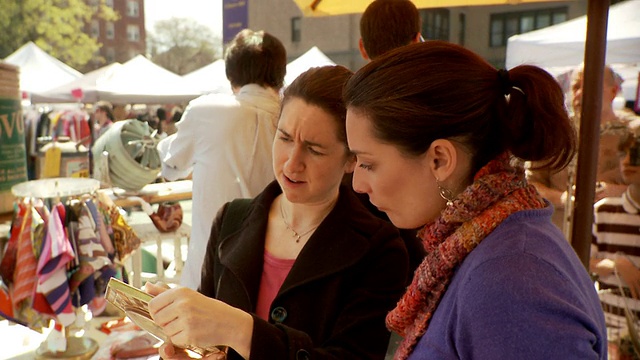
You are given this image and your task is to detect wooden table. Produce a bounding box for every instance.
[100,180,193,207]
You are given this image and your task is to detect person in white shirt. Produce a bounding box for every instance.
[157,29,287,289]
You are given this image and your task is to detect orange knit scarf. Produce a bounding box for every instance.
[386,153,546,359]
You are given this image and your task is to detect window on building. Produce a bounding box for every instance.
[106,22,115,40]
[127,25,140,42]
[91,20,100,38]
[127,0,140,17]
[106,47,115,63]
[458,13,466,46]
[291,17,301,43]
[106,0,114,8]
[489,7,568,47]
[419,9,450,41]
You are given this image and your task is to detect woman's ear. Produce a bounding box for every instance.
[428,139,458,181]
[358,38,370,61]
[344,151,357,174]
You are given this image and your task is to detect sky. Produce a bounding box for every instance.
[144,0,223,37]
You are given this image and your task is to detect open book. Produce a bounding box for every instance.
[105,278,221,357]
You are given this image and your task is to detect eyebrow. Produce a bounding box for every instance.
[278,128,327,149]
[350,150,372,156]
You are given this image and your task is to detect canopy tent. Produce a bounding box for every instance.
[506,0,640,70]
[182,59,232,95]
[506,0,640,103]
[294,0,562,16]
[32,55,201,104]
[3,41,82,95]
[285,46,335,86]
[31,63,122,103]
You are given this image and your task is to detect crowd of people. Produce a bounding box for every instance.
[91,0,640,359]
[89,102,183,143]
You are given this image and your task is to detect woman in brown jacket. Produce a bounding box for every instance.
[145,65,409,360]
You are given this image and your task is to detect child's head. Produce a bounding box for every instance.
[618,130,640,185]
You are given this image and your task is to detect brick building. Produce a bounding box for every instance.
[85,0,146,71]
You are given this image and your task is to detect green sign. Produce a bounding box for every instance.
[0,98,27,191]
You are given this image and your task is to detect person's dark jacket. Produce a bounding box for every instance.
[200,181,410,360]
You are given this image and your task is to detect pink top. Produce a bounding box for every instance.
[255,250,296,320]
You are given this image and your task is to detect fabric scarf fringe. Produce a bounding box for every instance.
[386,153,546,359]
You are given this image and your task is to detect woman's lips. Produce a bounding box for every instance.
[284,174,305,185]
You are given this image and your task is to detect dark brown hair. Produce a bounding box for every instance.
[224,29,287,89]
[617,129,636,153]
[282,65,353,146]
[360,0,421,60]
[95,100,114,121]
[343,41,576,176]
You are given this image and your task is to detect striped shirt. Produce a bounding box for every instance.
[592,189,640,340]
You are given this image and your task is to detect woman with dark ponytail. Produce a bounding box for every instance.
[344,41,606,359]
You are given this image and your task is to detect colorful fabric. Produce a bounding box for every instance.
[0,282,14,319]
[109,206,140,262]
[69,204,112,290]
[31,206,56,317]
[31,204,47,260]
[35,205,76,326]
[0,204,26,285]
[12,204,38,309]
[85,199,114,256]
[37,206,75,283]
[386,153,546,359]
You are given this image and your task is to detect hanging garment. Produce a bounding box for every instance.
[109,206,141,262]
[31,205,56,317]
[11,204,46,328]
[12,203,37,308]
[85,199,114,257]
[0,282,15,321]
[69,203,116,307]
[0,204,26,284]
[35,205,75,326]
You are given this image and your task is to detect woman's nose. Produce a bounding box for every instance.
[351,167,368,194]
[285,146,305,173]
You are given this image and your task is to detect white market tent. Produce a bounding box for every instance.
[506,0,640,68]
[506,0,640,101]
[182,59,232,95]
[31,62,122,103]
[32,55,201,104]
[3,41,82,95]
[285,46,335,86]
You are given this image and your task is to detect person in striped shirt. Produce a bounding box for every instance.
[591,128,640,345]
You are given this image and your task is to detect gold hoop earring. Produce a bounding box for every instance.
[436,178,455,206]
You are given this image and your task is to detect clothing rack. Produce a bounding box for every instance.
[2,178,134,359]
[11,177,99,200]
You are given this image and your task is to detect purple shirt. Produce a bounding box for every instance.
[409,205,606,359]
